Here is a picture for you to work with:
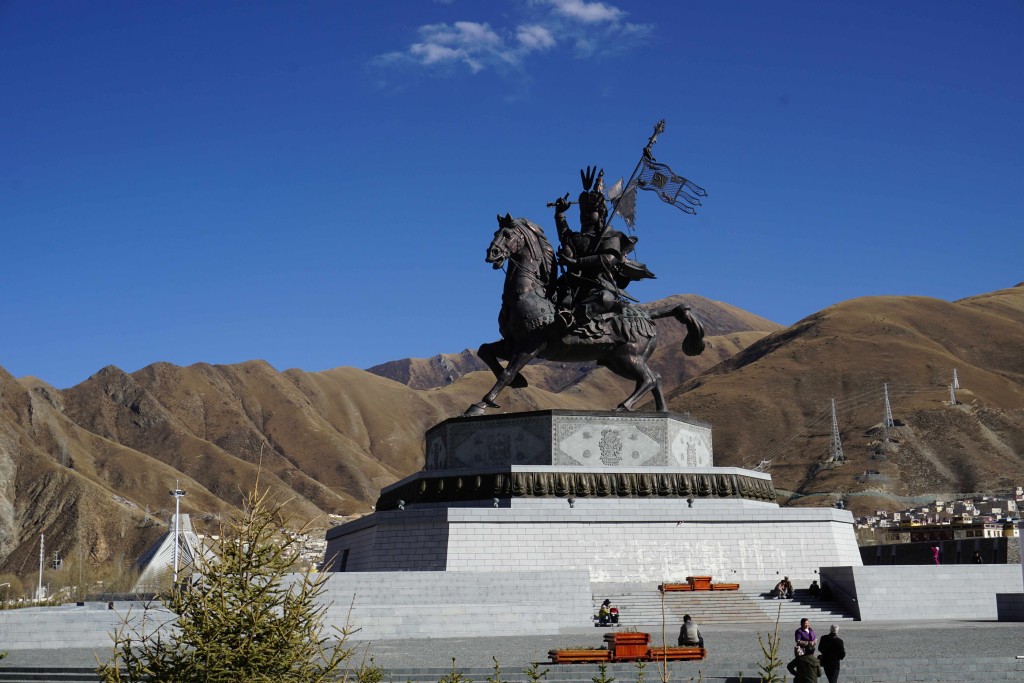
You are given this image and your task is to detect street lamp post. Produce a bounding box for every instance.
[37,534,44,601]
[169,484,187,583]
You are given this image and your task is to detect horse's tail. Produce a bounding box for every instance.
[646,302,707,356]
[681,313,706,356]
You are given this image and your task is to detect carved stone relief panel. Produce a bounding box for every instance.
[554,415,665,467]
[446,416,550,468]
[668,421,713,467]
[425,435,448,471]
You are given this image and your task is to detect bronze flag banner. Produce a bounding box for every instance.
[633,158,707,215]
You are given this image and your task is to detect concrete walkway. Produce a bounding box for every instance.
[3,619,1022,671]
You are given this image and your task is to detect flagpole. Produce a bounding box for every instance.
[601,119,665,237]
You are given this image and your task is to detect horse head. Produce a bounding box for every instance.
[487,213,557,299]
[487,213,523,270]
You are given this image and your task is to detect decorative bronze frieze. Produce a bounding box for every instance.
[376,470,776,510]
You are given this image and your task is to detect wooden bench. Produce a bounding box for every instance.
[662,576,722,591]
[647,647,707,662]
[658,583,693,592]
[548,649,611,664]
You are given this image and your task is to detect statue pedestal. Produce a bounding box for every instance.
[324,410,859,584]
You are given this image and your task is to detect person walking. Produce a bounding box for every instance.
[931,545,940,565]
[818,624,846,683]
[787,643,822,682]
[795,617,817,655]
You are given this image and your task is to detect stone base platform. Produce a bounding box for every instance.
[327,410,860,583]
[325,495,860,583]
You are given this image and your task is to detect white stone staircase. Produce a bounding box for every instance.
[591,581,857,626]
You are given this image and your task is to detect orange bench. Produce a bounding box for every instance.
[548,649,611,664]
[710,583,740,591]
[658,583,693,592]
[648,646,707,661]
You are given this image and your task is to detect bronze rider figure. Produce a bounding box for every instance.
[553,166,654,329]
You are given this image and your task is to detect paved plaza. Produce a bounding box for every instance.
[3,619,1022,682]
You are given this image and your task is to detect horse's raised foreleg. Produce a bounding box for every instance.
[464,334,546,417]
[477,339,528,389]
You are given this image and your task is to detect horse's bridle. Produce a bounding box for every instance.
[499,223,550,293]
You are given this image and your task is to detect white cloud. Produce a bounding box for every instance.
[373,1,651,78]
[406,21,505,73]
[547,0,623,24]
[516,24,556,52]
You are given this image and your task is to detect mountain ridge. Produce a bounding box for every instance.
[1,286,1021,577]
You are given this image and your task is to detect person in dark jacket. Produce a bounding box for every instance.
[817,624,846,683]
[787,643,822,682]
[597,599,612,626]
[677,614,704,647]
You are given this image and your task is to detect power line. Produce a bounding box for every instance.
[751,380,959,465]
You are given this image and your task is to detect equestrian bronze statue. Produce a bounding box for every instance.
[465,122,708,417]
[464,184,704,417]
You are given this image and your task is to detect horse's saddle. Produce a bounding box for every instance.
[562,304,656,345]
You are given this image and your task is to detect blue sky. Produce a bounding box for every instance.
[2,1,1022,388]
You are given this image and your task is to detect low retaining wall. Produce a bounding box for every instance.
[996,593,1024,621]
[0,601,167,650]
[860,537,1019,565]
[820,564,1024,620]
[0,571,593,647]
[319,569,592,640]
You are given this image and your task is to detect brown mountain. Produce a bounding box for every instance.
[662,284,1024,513]
[1,286,1021,576]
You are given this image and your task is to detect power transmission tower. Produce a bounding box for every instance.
[952,368,960,390]
[829,398,845,462]
[882,383,895,442]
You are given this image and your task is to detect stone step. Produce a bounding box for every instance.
[592,587,857,625]
[0,668,98,682]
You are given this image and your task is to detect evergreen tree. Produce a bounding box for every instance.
[97,484,353,682]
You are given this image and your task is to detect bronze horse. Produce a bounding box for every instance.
[464,214,705,416]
